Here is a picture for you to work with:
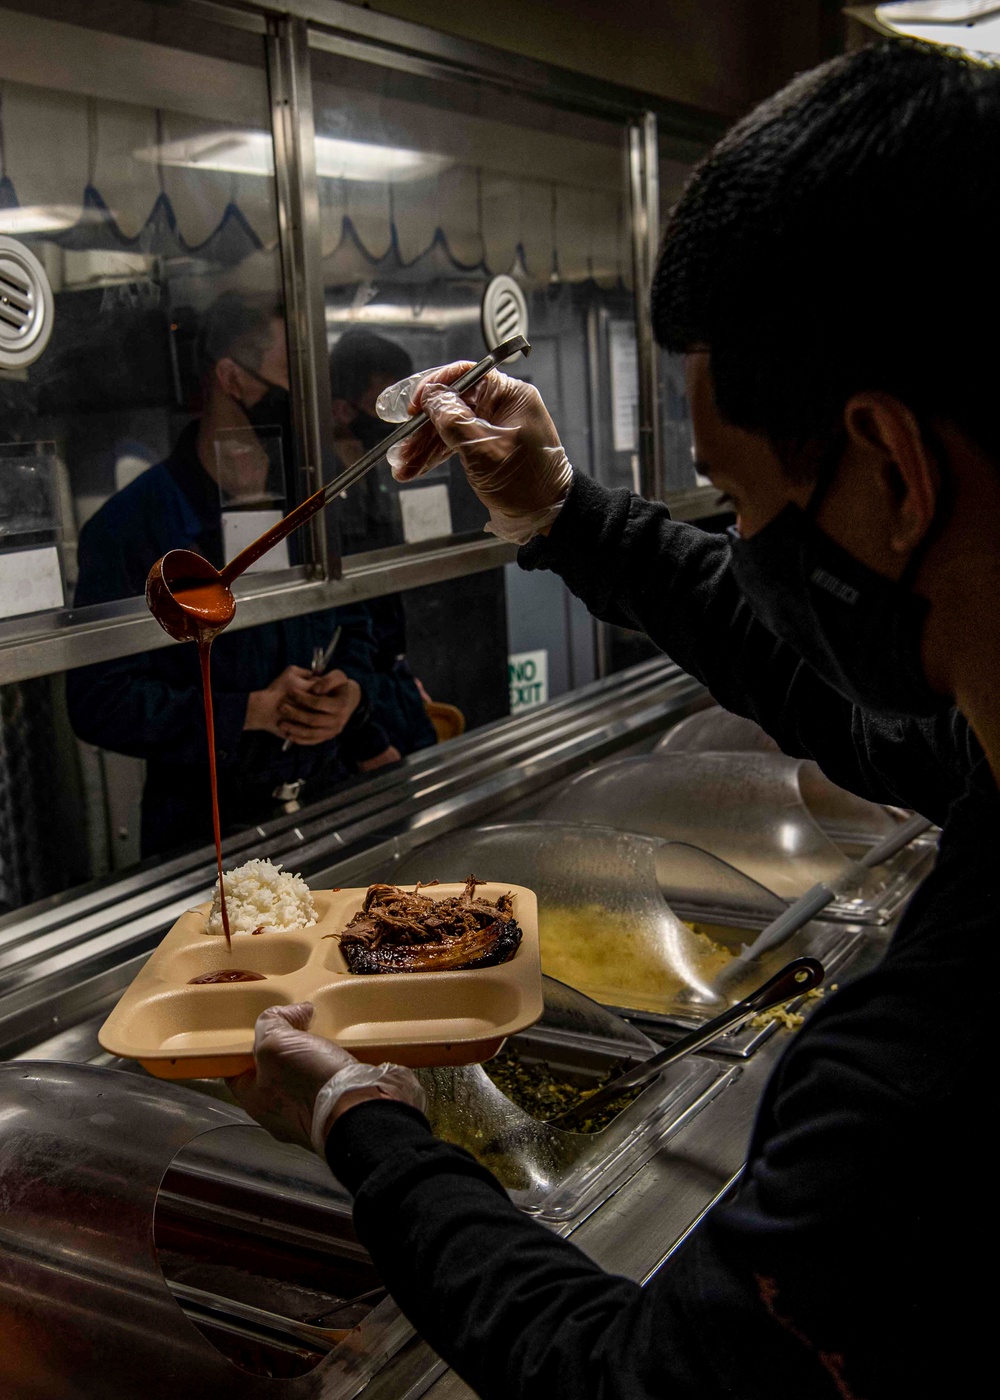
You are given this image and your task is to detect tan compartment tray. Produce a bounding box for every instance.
[99,883,542,1080]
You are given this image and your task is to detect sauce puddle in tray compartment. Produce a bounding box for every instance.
[188,970,267,985]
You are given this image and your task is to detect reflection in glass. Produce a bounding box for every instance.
[310,47,637,552]
[0,11,437,910]
[309,48,635,726]
[66,292,433,860]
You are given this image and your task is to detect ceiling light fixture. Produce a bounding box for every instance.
[847,2,1000,53]
[0,205,84,236]
[325,303,482,333]
[136,131,450,184]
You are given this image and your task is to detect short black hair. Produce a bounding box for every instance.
[199,292,282,375]
[329,330,413,403]
[653,41,1000,469]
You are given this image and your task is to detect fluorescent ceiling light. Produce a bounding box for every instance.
[326,303,481,331]
[0,205,83,235]
[849,2,1000,51]
[136,131,450,184]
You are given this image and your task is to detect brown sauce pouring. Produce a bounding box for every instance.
[145,495,331,951]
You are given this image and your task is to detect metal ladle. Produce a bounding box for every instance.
[146,333,531,642]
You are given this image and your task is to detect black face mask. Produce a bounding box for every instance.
[352,407,390,454]
[726,495,949,719]
[243,383,292,445]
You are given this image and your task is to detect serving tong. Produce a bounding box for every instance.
[547,956,824,1133]
[281,624,343,753]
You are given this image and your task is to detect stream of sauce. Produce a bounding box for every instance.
[157,490,340,959]
[165,495,333,955]
[198,639,231,949]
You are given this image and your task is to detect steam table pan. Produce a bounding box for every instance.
[99,883,542,1079]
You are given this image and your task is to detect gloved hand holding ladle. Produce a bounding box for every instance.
[145,335,530,642]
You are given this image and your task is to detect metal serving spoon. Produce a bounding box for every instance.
[548,956,825,1133]
[146,333,530,643]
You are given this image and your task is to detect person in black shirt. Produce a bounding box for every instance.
[231,42,999,1397]
[328,330,438,720]
[68,296,426,854]
[329,328,412,557]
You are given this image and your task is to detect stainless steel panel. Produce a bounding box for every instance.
[0,1061,413,1397]
[630,111,664,501]
[268,14,333,579]
[297,0,726,147]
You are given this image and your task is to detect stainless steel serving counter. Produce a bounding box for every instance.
[0,657,895,1399]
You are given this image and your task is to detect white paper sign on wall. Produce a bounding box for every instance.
[222,510,289,573]
[508,649,548,713]
[609,319,639,453]
[0,545,64,618]
[399,483,453,545]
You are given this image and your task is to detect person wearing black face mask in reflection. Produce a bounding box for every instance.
[327,330,436,750]
[329,328,414,563]
[68,294,412,857]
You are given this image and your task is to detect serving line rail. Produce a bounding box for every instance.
[0,657,709,1064]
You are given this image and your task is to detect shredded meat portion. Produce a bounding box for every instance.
[330,876,520,975]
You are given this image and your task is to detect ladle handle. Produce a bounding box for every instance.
[550,956,825,1132]
[858,811,932,869]
[725,810,933,972]
[218,333,530,586]
[320,333,529,505]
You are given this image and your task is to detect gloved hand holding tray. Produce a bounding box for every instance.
[99,879,542,1079]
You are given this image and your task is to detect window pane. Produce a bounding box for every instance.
[0,1,304,625]
[0,569,505,912]
[309,44,636,552]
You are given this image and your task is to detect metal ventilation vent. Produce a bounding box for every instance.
[481,275,528,362]
[0,236,55,370]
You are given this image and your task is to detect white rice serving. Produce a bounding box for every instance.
[208,858,317,936]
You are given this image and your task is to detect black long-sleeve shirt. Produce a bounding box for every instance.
[326,474,994,1398]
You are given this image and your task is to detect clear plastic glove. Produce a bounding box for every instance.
[377,362,573,545]
[227,1002,425,1155]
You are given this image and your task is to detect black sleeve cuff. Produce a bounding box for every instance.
[324,1097,434,1195]
[517,472,642,573]
[338,685,393,761]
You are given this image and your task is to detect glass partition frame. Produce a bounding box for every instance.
[0,0,724,686]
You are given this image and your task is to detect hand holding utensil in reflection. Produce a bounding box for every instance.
[282,625,342,751]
